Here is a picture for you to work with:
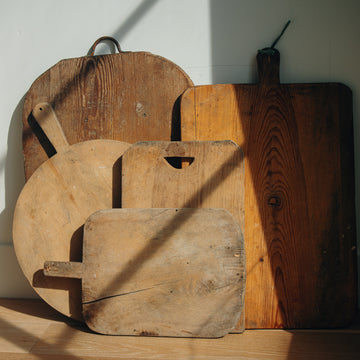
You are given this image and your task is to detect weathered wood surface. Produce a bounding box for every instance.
[13,103,130,321]
[180,49,357,329]
[121,140,245,332]
[44,208,246,338]
[22,50,193,179]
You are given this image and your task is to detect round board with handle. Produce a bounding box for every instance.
[13,102,130,320]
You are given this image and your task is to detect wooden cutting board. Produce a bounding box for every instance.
[13,103,130,320]
[121,140,245,332]
[43,208,246,338]
[22,36,193,180]
[180,48,357,329]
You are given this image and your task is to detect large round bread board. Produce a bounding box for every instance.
[14,103,130,320]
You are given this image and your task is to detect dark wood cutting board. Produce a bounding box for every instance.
[43,208,246,338]
[121,140,245,332]
[22,37,193,180]
[180,48,357,329]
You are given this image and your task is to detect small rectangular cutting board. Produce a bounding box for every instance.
[44,208,246,338]
[180,50,357,329]
[121,140,245,332]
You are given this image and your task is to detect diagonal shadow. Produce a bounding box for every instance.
[23,0,161,150]
[0,95,26,245]
[88,149,244,303]
[111,0,160,42]
[19,0,190,327]
[0,317,82,359]
[23,56,98,146]
[206,3,297,330]
[22,4,158,169]
[209,1,358,338]
[0,2,161,176]
[43,145,246,337]
[4,0,170,353]
[22,1,188,182]
[0,299,67,322]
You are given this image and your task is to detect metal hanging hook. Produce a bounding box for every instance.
[89,36,122,56]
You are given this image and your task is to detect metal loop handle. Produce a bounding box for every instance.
[89,36,122,56]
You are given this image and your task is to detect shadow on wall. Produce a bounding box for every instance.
[209,0,291,85]
[0,94,38,297]
[111,0,159,43]
[3,0,245,346]
[1,0,161,246]
[0,0,162,302]
[0,95,26,245]
[0,0,169,355]
[2,0,357,357]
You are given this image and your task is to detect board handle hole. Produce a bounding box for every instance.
[164,157,194,169]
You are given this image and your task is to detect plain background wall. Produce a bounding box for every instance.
[0,0,359,300]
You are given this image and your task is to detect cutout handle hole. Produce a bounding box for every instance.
[164,157,194,169]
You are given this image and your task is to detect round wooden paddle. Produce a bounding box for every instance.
[13,102,130,320]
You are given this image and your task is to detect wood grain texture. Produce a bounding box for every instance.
[22,51,193,180]
[13,128,130,321]
[180,50,357,329]
[44,208,245,338]
[121,140,245,332]
[1,299,360,360]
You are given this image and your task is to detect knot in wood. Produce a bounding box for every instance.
[267,195,281,208]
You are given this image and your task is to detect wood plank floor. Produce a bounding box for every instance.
[0,299,359,359]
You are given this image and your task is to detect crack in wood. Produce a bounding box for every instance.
[82,286,154,305]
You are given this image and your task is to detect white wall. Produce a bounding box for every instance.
[1,0,359,299]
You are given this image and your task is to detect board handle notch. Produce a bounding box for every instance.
[256,20,290,85]
[160,142,197,169]
[164,156,194,169]
[256,49,280,85]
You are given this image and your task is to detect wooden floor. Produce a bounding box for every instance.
[0,299,359,359]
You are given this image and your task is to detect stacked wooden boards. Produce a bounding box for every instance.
[15,39,194,322]
[15,35,357,333]
[43,208,246,338]
[121,140,245,332]
[180,49,357,329]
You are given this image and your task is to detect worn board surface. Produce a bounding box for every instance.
[180,50,357,329]
[44,208,246,338]
[121,140,245,332]
[22,51,193,179]
[13,104,130,321]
